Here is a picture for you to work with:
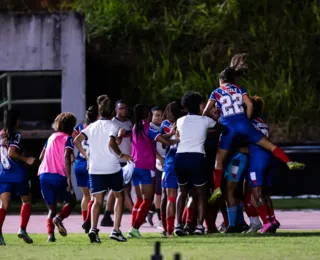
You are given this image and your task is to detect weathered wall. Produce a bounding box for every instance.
[0,12,86,124]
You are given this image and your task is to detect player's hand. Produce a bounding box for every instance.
[26,157,36,165]
[118,128,126,137]
[66,178,73,193]
[120,154,133,162]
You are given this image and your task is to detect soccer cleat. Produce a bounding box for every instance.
[270,220,280,233]
[225,226,239,233]
[160,230,168,237]
[184,224,195,235]
[53,216,67,237]
[127,227,141,238]
[174,224,186,237]
[100,215,114,227]
[237,222,250,233]
[17,229,33,244]
[82,221,90,234]
[218,222,228,233]
[245,222,262,233]
[287,161,305,170]
[88,229,101,243]
[208,187,222,205]
[110,230,127,242]
[0,233,6,246]
[47,233,56,242]
[194,225,205,235]
[260,222,273,233]
[146,212,154,227]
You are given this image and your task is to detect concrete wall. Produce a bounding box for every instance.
[0,12,86,200]
[0,12,86,124]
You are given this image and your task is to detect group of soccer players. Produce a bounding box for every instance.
[0,53,306,245]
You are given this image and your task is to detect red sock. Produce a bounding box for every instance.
[0,208,7,233]
[258,204,270,224]
[268,206,276,222]
[221,208,229,227]
[82,210,87,222]
[243,192,259,217]
[132,198,143,226]
[47,218,55,235]
[85,200,94,223]
[161,210,167,232]
[272,147,290,163]
[182,207,188,225]
[186,207,196,226]
[20,203,31,230]
[133,199,153,229]
[166,216,175,235]
[58,204,73,220]
[213,169,223,189]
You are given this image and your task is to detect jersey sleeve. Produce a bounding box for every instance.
[148,126,161,142]
[8,134,23,150]
[81,124,91,140]
[240,87,248,96]
[65,136,74,150]
[110,123,120,138]
[206,117,216,128]
[209,90,216,101]
[73,124,81,134]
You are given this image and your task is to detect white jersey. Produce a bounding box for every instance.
[150,122,166,171]
[176,115,216,155]
[82,119,121,174]
[111,117,133,163]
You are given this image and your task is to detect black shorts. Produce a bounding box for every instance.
[89,170,124,194]
[174,153,207,186]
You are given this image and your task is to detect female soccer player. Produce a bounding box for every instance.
[0,109,36,246]
[128,104,178,238]
[38,112,77,242]
[159,101,186,236]
[73,105,98,233]
[100,99,134,228]
[203,67,305,204]
[74,95,132,243]
[175,92,217,235]
[247,96,280,233]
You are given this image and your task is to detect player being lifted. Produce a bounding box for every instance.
[203,58,305,204]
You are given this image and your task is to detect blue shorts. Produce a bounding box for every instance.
[162,162,178,189]
[40,173,73,205]
[175,153,207,186]
[74,166,89,188]
[132,168,154,186]
[0,179,30,196]
[248,148,273,188]
[89,170,124,194]
[224,153,248,182]
[220,116,264,150]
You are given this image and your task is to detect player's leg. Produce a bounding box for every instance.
[100,191,115,227]
[185,188,197,233]
[175,184,188,236]
[0,190,11,246]
[166,188,177,236]
[108,171,126,242]
[160,186,167,235]
[154,169,162,227]
[18,181,33,244]
[80,187,91,222]
[124,185,134,211]
[89,192,105,243]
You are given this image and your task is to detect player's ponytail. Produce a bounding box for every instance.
[96,95,114,119]
[3,109,20,143]
[85,105,98,125]
[133,104,149,137]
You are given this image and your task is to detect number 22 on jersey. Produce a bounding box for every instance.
[220,93,244,116]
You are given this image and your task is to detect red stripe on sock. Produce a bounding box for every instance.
[272,147,290,163]
[20,203,31,230]
[0,208,7,233]
[213,169,223,189]
[47,218,55,235]
[132,198,143,226]
[82,210,87,222]
[242,192,259,217]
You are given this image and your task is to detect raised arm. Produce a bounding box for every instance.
[203,100,216,117]
[242,94,253,119]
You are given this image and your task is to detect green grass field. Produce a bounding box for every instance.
[2,232,320,260]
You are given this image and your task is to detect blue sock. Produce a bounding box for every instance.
[227,206,237,227]
[237,203,245,225]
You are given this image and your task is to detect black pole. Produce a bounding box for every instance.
[174,253,181,260]
[151,241,162,260]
